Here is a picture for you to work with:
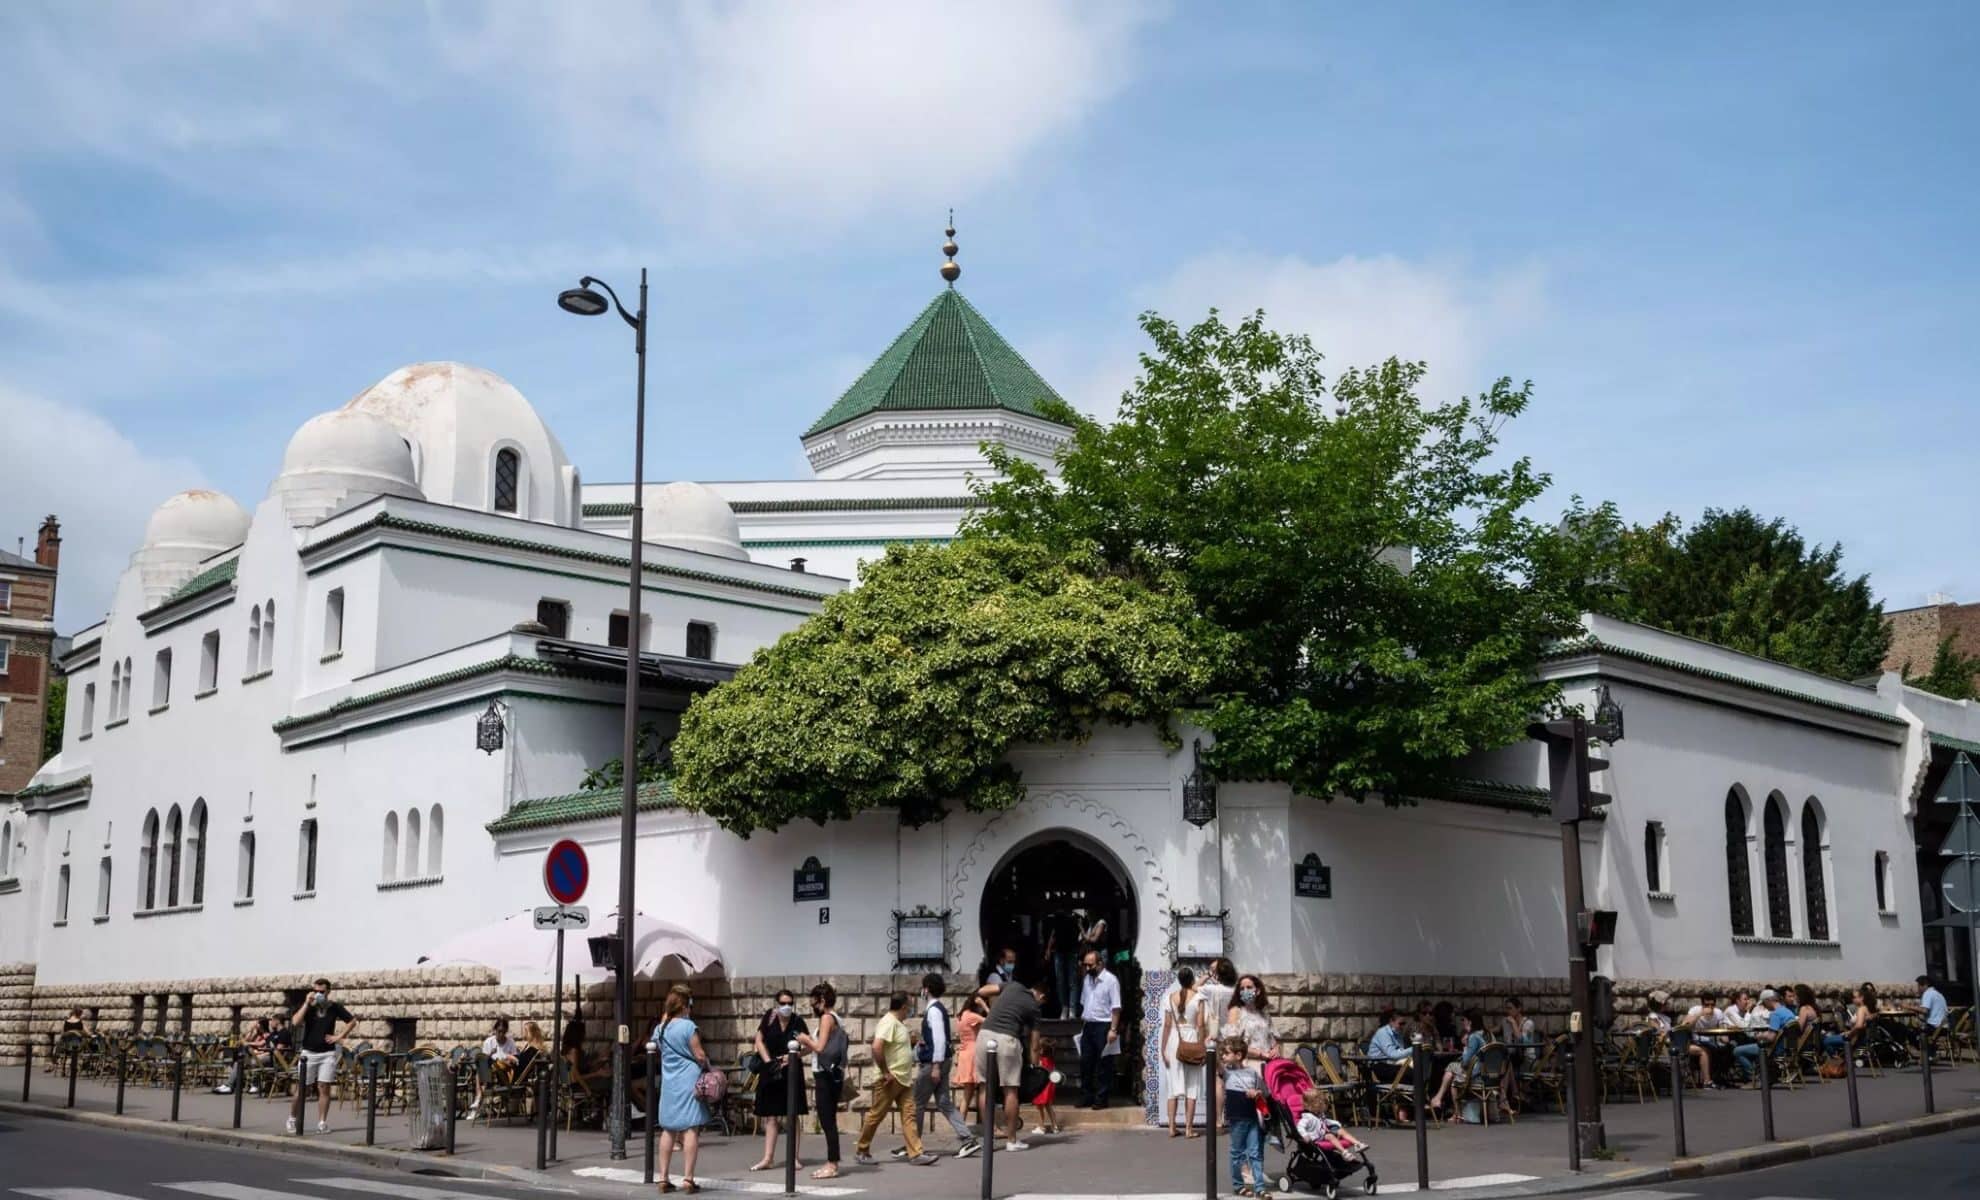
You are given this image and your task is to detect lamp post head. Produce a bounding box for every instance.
[558,284,611,317]
[476,698,506,754]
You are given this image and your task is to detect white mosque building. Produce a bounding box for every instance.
[4,259,1980,1118]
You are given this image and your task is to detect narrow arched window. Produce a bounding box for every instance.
[84,680,97,734]
[382,812,399,883]
[1801,800,1829,941]
[1644,821,1666,894]
[139,810,160,910]
[260,599,276,673]
[0,820,11,876]
[97,857,112,918]
[246,606,262,677]
[188,800,208,905]
[1724,789,1754,936]
[1763,793,1792,938]
[493,448,521,513]
[404,807,422,880]
[427,804,444,876]
[110,661,122,722]
[298,818,318,893]
[1874,851,1892,912]
[238,831,256,902]
[123,658,133,716]
[56,864,71,923]
[163,805,183,908]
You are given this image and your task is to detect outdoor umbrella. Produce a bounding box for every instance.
[416,908,724,984]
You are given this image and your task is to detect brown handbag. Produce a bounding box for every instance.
[1177,1039,1207,1066]
[1818,1055,1846,1079]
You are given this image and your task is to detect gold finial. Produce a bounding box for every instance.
[940,208,960,284]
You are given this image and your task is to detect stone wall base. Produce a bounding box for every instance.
[0,962,35,1065]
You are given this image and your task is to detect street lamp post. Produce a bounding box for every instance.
[559,269,649,1159]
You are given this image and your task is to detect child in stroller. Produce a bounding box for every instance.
[1270,1087,1377,1198]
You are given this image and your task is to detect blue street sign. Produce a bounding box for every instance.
[544,839,589,906]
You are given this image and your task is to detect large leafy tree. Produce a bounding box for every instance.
[670,538,1218,834]
[1904,636,1980,701]
[972,310,1590,803]
[1593,508,1888,679]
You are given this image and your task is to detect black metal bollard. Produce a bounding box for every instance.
[1562,1041,1581,1173]
[535,1068,549,1171]
[294,1054,309,1135]
[445,1063,459,1156]
[785,1042,800,1197]
[982,1037,998,1200]
[19,1036,30,1103]
[233,1048,246,1129]
[644,1042,659,1185]
[1758,1040,1775,1142]
[114,1045,126,1114]
[170,1049,185,1122]
[1412,1041,1430,1191]
[1844,1039,1861,1129]
[366,1058,379,1146]
[549,1054,562,1164]
[1203,1046,1216,1200]
[1921,1028,1935,1115]
[1668,1038,1688,1159]
[67,1043,79,1108]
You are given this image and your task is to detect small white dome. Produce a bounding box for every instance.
[270,410,423,526]
[142,490,250,553]
[641,481,748,561]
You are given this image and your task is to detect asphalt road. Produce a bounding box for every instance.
[1587,1127,1980,1199]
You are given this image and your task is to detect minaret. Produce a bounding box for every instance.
[941,210,961,285]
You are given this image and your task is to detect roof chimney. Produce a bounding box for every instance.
[36,514,61,569]
[789,556,808,573]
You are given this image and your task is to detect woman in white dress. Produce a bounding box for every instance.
[1161,966,1208,1137]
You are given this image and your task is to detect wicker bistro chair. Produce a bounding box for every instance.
[1313,1043,1371,1127]
[1454,1042,1513,1126]
[1363,1054,1418,1127]
[1520,1035,1566,1114]
[257,1046,300,1098]
[1927,1009,1970,1065]
[351,1049,393,1113]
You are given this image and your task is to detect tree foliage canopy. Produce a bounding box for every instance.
[1905,635,1980,701]
[972,310,1589,802]
[1573,506,1889,679]
[670,537,1218,834]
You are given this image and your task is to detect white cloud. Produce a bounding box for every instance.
[0,386,208,631]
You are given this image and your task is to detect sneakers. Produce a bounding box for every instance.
[284,1117,298,1135]
[888,1147,910,1159]
[1031,1124,1049,1137]
[214,1085,233,1095]
[853,1152,878,1166]
[910,1154,940,1166]
[247,1087,260,1096]
[1003,1139,1030,1152]
[955,1139,981,1158]
[317,1120,330,1134]
[628,1106,645,1122]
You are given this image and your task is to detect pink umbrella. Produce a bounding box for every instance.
[417,908,723,984]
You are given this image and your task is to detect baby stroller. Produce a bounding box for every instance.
[1267,1094,1378,1198]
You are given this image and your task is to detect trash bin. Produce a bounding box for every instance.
[409,1058,450,1150]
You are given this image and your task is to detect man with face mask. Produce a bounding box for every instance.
[907,974,980,1157]
[1077,950,1122,1109]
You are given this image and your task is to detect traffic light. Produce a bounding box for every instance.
[1577,908,1617,948]
[1590,975,1616,1030]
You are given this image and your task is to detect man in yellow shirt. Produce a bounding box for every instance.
[854,991,938,1165]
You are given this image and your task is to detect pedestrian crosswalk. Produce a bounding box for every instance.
[15,1180,559,1200]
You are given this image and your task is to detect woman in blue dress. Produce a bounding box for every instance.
[652,983,712,1193]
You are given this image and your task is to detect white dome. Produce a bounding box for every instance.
[133,489,250,607]
[270,409,423,526]
[641,481,748,561]
[142,490,250,553]
[345,362,577,525]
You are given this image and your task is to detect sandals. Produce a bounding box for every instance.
[810,1166,840,1180]
[657,1185,675,1195]
[682,1184,700,1195]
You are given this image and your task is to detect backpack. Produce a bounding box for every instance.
[695,1064,730,1103]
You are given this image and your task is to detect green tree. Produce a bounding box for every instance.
[1905,635,1980,700]
[1597,508,1889,679]
[670,538,1219,834]
[42,674,66,763]
[971,309,1590,803]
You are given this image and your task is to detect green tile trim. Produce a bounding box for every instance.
[15,773,90,799]
[1928,731,1980,756]
[486,778,681,834]
[272,655,572,734]
[138,556,240,625]
[583,495,974,519]
[742,537,954,549]
[1542,635,1905,726]
[804,290,1070,437]
[304,511,828,602]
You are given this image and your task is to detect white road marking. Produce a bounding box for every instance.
[1363,1173,1542,1193]
[570,1167,862,1196]
[16,1190,151,1200]
[301,1180,571,1200]
[162,1186,328,1200]
[1580,1192,1697,1200]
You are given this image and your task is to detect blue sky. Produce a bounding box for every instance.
[2,2,1975,633]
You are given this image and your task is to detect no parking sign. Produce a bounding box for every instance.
[544,839,589,906]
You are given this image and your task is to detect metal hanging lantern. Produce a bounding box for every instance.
[476,698,506,754]
[1592,684,1625,744]
[1182,738,1217,827]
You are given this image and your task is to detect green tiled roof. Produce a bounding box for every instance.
[157,557,238,607]
[1543,634,1906,727]
[486,778,680,835]
[804,289,1069,437]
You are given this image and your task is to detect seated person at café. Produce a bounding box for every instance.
[1367,1007,1412,1061]
[1906,975,1949,1045]
[1730,990,1779,1077]
[216,1017,275,1095]
[1424,1009,1489,1120]
[1678,993,1734,1088]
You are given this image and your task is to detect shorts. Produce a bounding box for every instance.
[303,1049,339,1086]
[975,1031,1024,1088]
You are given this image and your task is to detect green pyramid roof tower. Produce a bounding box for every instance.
[804,287,1070,438]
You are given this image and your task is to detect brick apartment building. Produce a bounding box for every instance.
[1883,595,1980,694]
[0,516,60,797]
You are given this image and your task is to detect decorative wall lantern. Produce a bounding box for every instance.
[1182,738,1217,827]
[475,698,506,755]
[1592,684,1625,744]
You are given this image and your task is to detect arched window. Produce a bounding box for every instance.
[1724,788,1754,936]
[187,800,208,905]
[1874,851,1892,913]
[163,805,183,908]
[403,807,422,880]
[246,605,262,676]
[237,831,256,902]
[96,857,111,919]
[83,681,96,734]
[56,864,71,923]
[259,600,275,673]
[1763,792,1792,938]
[297,818,318,893]
[139,810,160,910]
[0,819,11,876]
[1801,799,1829,941]
[1644,821,1667,894]
[381,812,400,883]
[109,661,121,722]
[493,447,521,513]
[427,804,444,876]
[123,658,133,716]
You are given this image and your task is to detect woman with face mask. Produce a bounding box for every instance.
[1226,975,1278,1062]
[749,990,809,1171]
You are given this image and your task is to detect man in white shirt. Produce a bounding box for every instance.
[1077,950,1122,1109]
[911,974,979,1156]
[1679,993,1734,1088]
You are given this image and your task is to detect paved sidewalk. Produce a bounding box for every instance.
[6,1059,1980,1197]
